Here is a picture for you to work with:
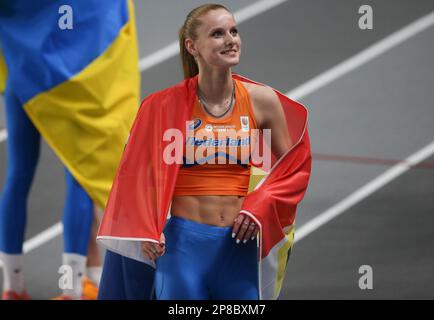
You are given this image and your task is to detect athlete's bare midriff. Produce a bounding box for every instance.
[171,195,244,227]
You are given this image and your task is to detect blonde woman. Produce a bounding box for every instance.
[98,4,311,300]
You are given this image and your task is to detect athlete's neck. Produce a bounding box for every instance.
[197,69,233,105]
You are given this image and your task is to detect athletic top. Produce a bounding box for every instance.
[173,79,258,196]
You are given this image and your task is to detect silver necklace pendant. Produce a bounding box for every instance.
[198,80,235,119]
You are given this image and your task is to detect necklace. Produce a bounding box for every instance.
[197,80,235,119]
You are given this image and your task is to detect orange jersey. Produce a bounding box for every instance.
[173,79,258,196]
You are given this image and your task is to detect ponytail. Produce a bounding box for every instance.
[179,25,199,79]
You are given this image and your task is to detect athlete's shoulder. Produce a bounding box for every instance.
[233,75,277,104]
[241,81,281,117]
[236,78,282,128]
[243,82,276,103]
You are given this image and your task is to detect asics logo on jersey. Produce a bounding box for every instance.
[188,118,202,130]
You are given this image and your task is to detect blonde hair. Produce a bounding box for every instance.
[179,4,231,79]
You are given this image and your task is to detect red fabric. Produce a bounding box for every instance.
[237,76,311,258]
[98,74,311,262]
[98,79,194,241]
[241,133,311,258]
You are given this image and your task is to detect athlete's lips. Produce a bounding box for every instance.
[220,49,238,54]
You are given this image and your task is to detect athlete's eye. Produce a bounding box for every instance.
[212,30,223,37]
[230,28,238,36]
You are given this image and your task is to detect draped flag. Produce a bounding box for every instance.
[0,0,139,208]
[0,49,6,94]
[97,74,311,300]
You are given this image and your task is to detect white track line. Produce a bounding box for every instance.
[288,10,434,100]
[0,129,6,143]
[23,222,63,253]
[294,141,434,243]
[139,0,288,72]
[1,9,433,254]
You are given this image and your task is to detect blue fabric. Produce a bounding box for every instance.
[0,90,40,253]
[0,90,93,255]
[98,250,155,300]
[0,0,128,104]
[62,169,93,255]
[155,216,259,300]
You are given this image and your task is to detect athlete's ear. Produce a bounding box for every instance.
[185,38,198,57]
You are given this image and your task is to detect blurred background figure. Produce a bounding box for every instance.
[0,0,139,299]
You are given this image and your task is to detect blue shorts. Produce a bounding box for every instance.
[155,216,259,300]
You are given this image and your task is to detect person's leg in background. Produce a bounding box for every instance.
[0,90,40,300]
[82,206,103,300]
[59,169,93,299]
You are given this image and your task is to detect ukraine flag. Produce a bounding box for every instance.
[0,48,5,94]
[0,0,139,208]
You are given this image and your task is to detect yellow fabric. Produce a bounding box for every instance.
[0,49,6,94]
[248,167,266,192]
[23,0,139,208]
[274,225,295,298]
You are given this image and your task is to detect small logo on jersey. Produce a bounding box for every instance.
[189,118,202,130]
[205,124,213,132]
[240,116,249,132]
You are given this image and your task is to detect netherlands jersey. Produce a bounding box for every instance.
[173,79,258,196]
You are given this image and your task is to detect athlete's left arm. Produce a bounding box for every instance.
[249,84,292,159]
[232,84,293,244]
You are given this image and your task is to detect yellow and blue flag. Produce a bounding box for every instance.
[0,48,6,94]
[0,0,139,208]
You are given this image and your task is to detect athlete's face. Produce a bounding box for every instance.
[187,9,241,69]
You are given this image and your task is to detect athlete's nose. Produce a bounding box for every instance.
[224,31,236,46]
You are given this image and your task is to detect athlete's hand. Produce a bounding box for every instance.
[141,233,166,260]
[232,214,259,244]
